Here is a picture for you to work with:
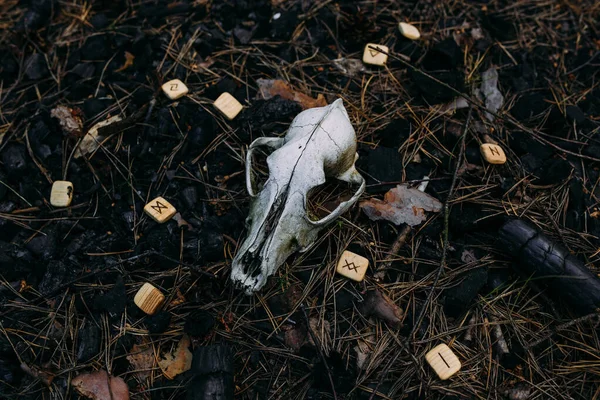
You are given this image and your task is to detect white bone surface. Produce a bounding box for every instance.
[231,99,365,294]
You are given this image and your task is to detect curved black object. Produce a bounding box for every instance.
[187,345,234,400]
[498,219,600,314]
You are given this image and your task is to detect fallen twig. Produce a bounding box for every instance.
[525,312,600,349]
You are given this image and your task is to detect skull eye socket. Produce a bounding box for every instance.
[247,147,271,194]
[306,177,361,222]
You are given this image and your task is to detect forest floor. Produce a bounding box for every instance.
[1,0,600,399]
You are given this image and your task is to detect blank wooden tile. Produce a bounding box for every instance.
[144,196,176,223]
[425,343,461,380]
[134,283,165,315]
[50,180,73,207]
[336,250,369,282]
[398,22,421,40]
[480,143,506,165]
[362,44,389,66]
[214,92,243,120]
[162,79,189,100]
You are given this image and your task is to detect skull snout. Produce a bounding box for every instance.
[230,192,313,293]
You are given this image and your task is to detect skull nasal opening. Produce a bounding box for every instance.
[241,252,263,278]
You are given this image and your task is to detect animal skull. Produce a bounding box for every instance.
[231,99,365,294]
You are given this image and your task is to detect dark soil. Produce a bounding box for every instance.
[1,0,600,399]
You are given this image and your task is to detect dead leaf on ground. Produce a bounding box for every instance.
[499,382,533,400]
[461,249,478,264]
[72,370,129,400]
[74,115,122,159]
[168,286,187,307]
[360,289,403,327]
[332,58,366,77]
[51,105,83,136]
[355,332,375,370]
[283,323,307,352]
[284,284,303,309]
[441,66,503,121]
[126,343,155,381]
[257,78,327,109]
[360,184,442,226]
[115,52,135,73]
[476,67,504,121]
[158,334,193,379]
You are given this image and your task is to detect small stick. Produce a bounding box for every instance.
[525,312,600,349]
[374,225,412,281]
[24,127,52,184]
[374,177,430,281]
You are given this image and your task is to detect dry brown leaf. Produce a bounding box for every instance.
[284,284,303,309]
[361,289,403,327]
[51,105,83,136]
[126,343,154,381]
[171,213,189,231]
[72,370,129,400]
[158,335,193,379]
[354,332,375,370]
[257,78,327,109]
[115,51,135,72]
[283,324,307,352]
[360,184,442,226]
[75,115,121,159]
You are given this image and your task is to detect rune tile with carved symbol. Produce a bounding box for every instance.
[144,196,176,223]
[336,250,369,282]
[425,343,461,380]
[50,180,74,207]
[480,143,506,164]
[161,79,189,100]
[362,43,388,66]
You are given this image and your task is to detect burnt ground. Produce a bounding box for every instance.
[1,0,600,399]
